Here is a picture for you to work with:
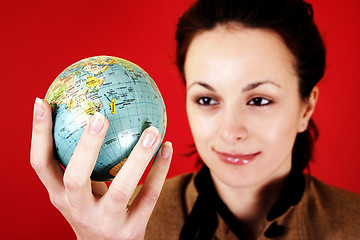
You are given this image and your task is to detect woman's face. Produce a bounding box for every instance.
[184,24,317,189]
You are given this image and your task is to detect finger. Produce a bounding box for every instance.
[103,126,161,213]
[129,141,172,225]
[63,112,109,209]
[30,98,65,196]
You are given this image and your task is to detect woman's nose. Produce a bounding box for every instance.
[219,107,248,143]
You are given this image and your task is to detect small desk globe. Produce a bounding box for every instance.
[45,56,167,181]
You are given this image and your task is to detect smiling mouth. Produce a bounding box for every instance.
[213,149,260,165]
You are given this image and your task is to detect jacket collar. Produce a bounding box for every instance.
[183,165,306,239]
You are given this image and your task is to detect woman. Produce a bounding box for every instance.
[31,0,360,239]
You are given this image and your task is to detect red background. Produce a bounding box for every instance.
[1,0,359,239]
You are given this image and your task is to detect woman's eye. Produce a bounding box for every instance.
[248,97,272,106]
[196,97,217,105]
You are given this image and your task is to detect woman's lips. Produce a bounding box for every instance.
[214,149,260,165]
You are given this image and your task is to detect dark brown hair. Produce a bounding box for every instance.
[176,0,325,173]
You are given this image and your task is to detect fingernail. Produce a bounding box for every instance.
[89,112,105,135]
[142,127,158,148]
[160,142,172,159]
[35,98,45,120]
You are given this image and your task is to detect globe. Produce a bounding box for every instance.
[45,56,167,181]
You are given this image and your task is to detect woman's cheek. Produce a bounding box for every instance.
[193,113,212,137]
[259,116,299,151]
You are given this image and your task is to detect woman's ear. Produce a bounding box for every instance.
[298,86,319,133]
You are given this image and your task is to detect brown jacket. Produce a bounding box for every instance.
[144,172,360,240]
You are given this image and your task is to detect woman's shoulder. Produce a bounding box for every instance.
[306,175,360,207]
[301,175,360,238]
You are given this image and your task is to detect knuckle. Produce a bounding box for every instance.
[103,188,128,214]
[108,188,128,204]
[49,194,66,211]
[63,172,83,191]
[141,189,159,206]
[30,156,51,177]
[30,157,42,172]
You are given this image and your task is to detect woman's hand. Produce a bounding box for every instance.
[30,98,172,240]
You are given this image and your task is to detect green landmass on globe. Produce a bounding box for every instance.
[45,56,167,181]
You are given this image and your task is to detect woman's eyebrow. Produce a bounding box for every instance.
[186,80,280,92]
[186,81,216,92]
[242,80,281,92]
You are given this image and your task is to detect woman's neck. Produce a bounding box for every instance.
[211,171,290,239]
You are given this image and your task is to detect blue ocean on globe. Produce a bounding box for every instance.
[45,56,167,181]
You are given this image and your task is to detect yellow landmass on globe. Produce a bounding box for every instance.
[64,90,96,124]
[85,102,96,115]
[110,98,116,114]
[86,75,104,88]
[107,59,116,65]
[68,98,73,109]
